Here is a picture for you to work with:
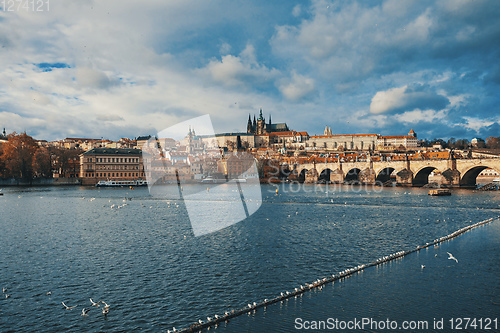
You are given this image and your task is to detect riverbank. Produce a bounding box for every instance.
[0,177,81,186]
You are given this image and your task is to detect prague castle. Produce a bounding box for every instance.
[247,108,289,135]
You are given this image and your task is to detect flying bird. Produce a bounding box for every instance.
[90,298,100,307]
[81,308,90,316]
[62,302,77,310]
[101,301,110,310]
[447,252,458,263]
[421,265,425,269]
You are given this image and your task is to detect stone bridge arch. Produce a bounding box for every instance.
[375,167,396,183]
[413,166,441,186]
[344,167,361,183]
[460,165,500,188]
[298,168,308,183]
[318,167,334,183]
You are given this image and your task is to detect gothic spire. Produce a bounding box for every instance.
[247,114,253,133]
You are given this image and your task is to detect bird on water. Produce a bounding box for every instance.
[447,252,458,263]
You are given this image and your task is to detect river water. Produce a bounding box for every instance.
[0,184,498,332]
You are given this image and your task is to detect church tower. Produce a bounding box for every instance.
[247,114,253,133]
[256,108,266,135]
[324,126,332,136]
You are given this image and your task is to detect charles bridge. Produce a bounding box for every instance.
[291,155,500,188]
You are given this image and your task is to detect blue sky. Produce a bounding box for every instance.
[0,0,499,141]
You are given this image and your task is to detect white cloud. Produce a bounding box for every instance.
[292,4,301,17]
[463,117,495,132]
[278,72,315,101]
[370,85,449,115]
[202,44,279,87]
[219,42,231,55]
[394,109,447,123]
[370,86,409,114]
[76,67,120,89]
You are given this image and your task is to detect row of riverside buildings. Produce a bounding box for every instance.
[77,109,419,185]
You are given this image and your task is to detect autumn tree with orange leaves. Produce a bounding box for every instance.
[1,132,40,180]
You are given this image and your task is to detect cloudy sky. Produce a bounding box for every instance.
[1,0,499,141]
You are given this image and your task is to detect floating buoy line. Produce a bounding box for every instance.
[175,217,499,333]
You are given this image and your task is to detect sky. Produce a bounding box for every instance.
[0,0,499,142]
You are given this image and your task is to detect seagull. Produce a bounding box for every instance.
[447,252,458,263]
[90,298,100,307]
[5,294,10,299]
[62,302,77,310]
[81,308,90,316]
[421,265,425,269]
[46,291,52,296]
[101,301,110,310]
[207,316,212,321]
[102,307,109,315]
[198,319,203,324]
[2,287,6,293]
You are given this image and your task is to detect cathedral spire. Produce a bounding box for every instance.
[247,114,253,133]
[258,108,264,121]
[269,114,272,125]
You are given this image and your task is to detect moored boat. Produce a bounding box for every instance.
[96,180,149,187]
[428,189,451,196]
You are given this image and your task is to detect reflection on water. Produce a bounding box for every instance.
[0,184,498,332]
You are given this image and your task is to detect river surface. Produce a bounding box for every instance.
[0,184,499,332]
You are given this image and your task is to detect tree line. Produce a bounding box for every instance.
[0,132,82,181]
[420,136,500,150]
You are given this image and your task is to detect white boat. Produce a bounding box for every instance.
[201,176,248,183]
[95,180,149,187]
[201,177,226,184]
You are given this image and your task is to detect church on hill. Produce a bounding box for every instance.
[247,108,289,135]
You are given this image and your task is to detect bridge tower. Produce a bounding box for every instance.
[396,155,413,186]
[305,160,319,183]
[441,150,461,187]
[330,158,344,183]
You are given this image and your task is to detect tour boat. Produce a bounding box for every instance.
[428,189,451,196]
[201,177,247,183]
[95,180,149,187]
[201,177,226,184]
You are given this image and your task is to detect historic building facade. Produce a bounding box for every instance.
[80,148,145,185]
[377,129,418,150]
[308,134,379,151]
